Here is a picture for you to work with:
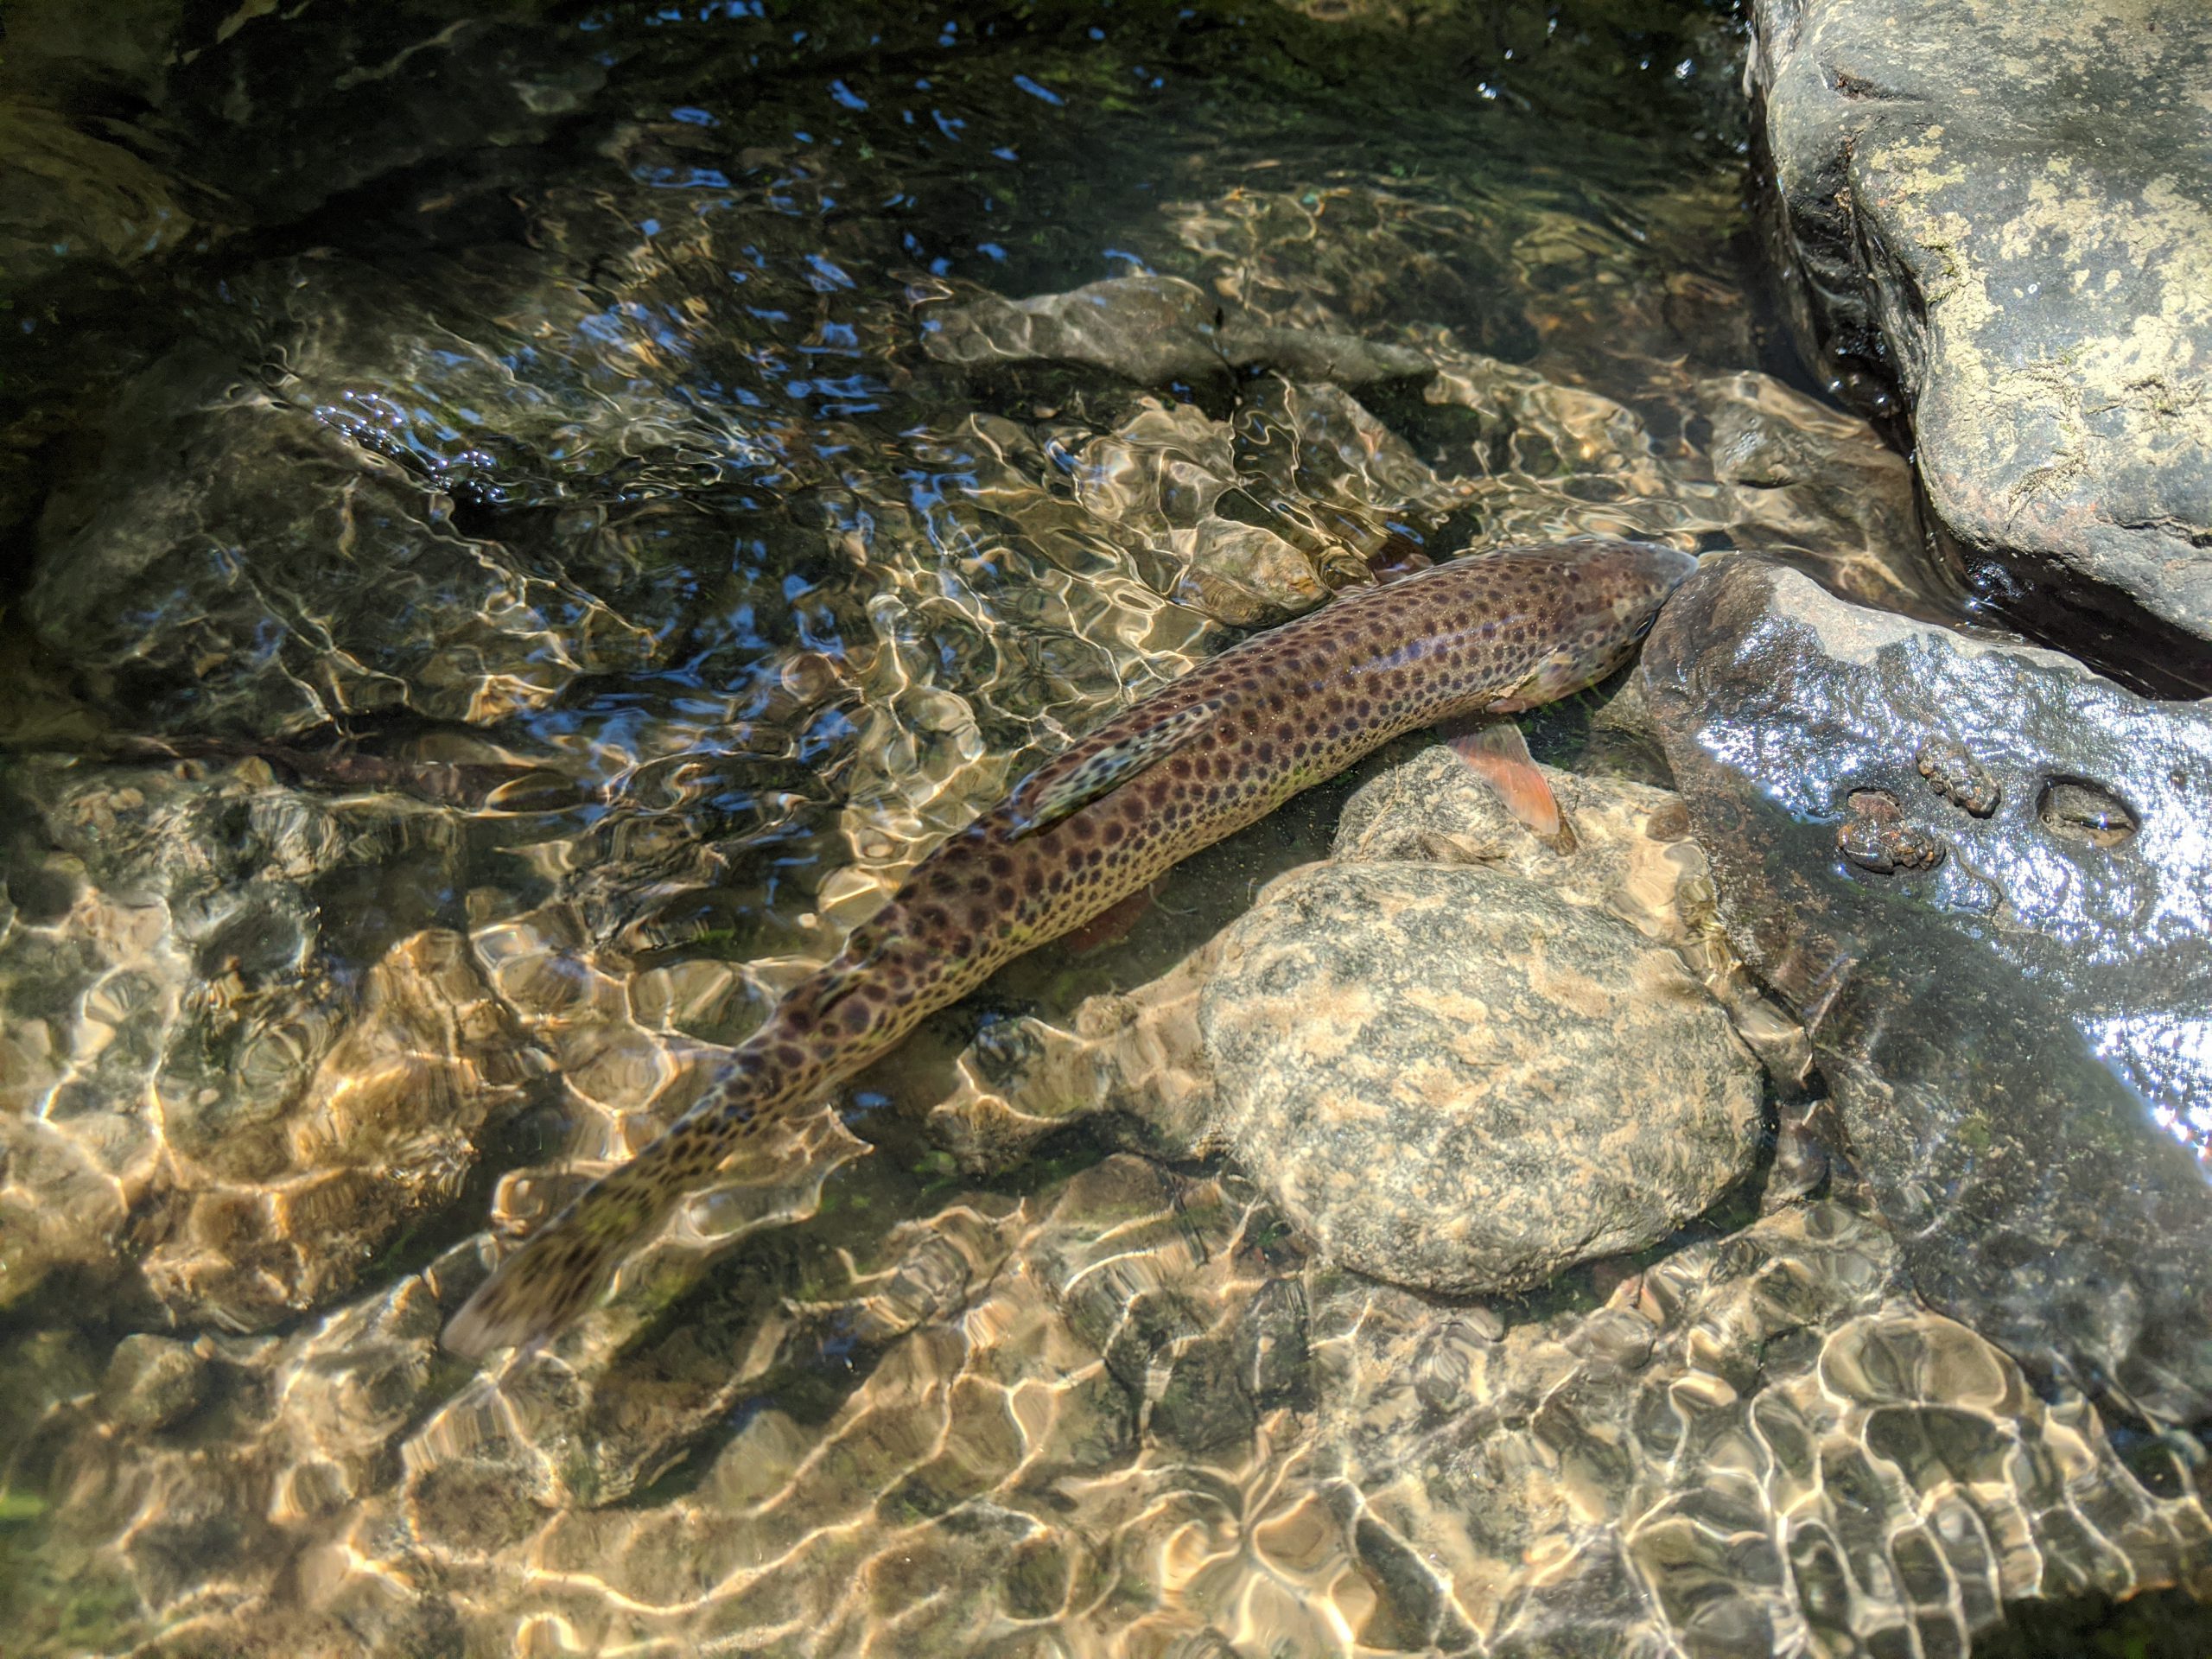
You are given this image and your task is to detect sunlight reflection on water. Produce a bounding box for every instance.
[4,1,2199,1653]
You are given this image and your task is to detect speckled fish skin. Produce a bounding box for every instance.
[443,538,1699,1358]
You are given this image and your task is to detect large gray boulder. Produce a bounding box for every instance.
[1749,0,2212,690]
[1641,553,2212,1426]
[931,753,1766,1297]
[1190,859,1763,1296]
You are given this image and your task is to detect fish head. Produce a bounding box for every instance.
[1482,540,1700,710]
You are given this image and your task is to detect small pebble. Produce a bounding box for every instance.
[1915,736,2001,816]
[1837,790,1946,874]
[99,1334,208,1433]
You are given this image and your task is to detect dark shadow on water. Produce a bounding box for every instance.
[1978,1588,2212,1659]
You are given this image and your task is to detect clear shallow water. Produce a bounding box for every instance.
[2,2,2204,1654]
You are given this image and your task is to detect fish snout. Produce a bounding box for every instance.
[1460,538,1702,710]
[1529,542,1701,700]
[1613,542,1700,639]
[1627,540,1702,594]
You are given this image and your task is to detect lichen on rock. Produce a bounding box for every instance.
[1748,0,2212,685]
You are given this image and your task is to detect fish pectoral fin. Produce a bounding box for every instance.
[1007,698,1221,840]
[1445,718,1566,844]
[1062,875,1167,954]
[1485,647,1579,715]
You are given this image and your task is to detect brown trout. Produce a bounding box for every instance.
[443,538,1696,1357]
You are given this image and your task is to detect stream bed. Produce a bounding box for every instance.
[2,3,2208,1654]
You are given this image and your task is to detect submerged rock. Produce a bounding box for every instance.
[0,756,537,1329]
[1052,381,1472,627]
[920,273,1433,389]
[13,1166,2205,1656]
[1641,554,2212,1425]
[96,1334,207,1433]
[1694,371,1943,620]
[1749,0,2212,683]
[933,749,1765,1294]
[25,345,658,737]
[1421,347,1961,622]
[1191,859,1762,1295]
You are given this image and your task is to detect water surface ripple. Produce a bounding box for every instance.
[2,2,2199,1653]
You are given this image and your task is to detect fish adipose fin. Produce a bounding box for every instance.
[1006,698,1220,840]
[806,944,886,1016]
[1446,718,1568,846]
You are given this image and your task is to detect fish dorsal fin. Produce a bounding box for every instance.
[1007,698,1222,841]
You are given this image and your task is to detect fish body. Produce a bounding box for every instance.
[443,538,1696,1357]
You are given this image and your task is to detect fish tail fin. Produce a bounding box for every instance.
[442,939,917,1361]
[442,1058,789,1359]
[441,1158,674,1360]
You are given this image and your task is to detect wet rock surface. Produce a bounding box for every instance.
[933,747,1766,1293]
[1749,0,2212,683]
[1642,555,2212,1426]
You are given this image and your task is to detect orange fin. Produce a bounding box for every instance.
[1446,720,1563,842]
